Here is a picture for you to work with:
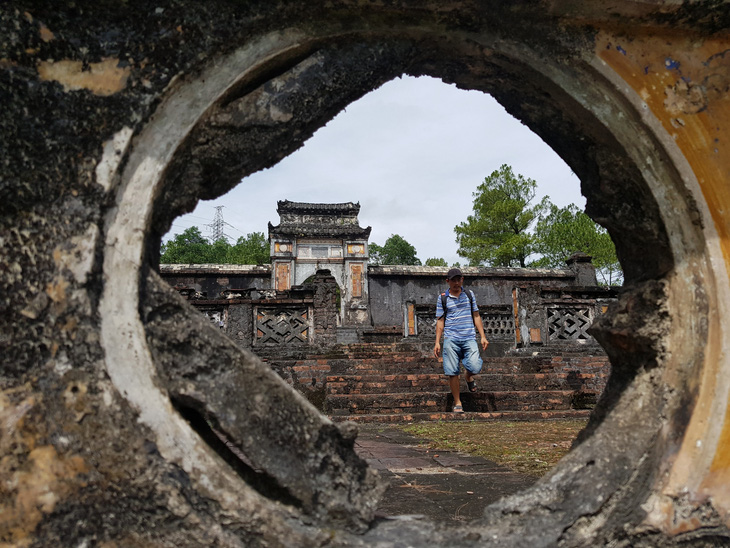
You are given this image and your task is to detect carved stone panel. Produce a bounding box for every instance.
[547,307,593,341]
[256,307,309,345]
[350,263,363,298]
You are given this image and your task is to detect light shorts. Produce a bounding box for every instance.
[442,338,483,377]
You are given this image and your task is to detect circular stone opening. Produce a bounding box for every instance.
[102,17,717,546]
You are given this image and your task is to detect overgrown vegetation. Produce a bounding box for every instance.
[399,419,588,476]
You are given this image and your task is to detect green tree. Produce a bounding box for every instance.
[229,232,269,264]
[160,227,270,265]
[160,227,213,264]
[368,235,421,265]
[533,204,623,285]
[455,164,550,267]
[368,242,384,265]
[209,237,232,264]
[425,257,448,266]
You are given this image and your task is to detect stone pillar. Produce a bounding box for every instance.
[567,252,598,286]
[226,302,254,349]
[312,269,338,347]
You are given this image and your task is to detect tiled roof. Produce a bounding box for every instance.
[276,200,361,214]
[268,222,371,238]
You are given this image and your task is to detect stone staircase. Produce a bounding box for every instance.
[262,342,608,423]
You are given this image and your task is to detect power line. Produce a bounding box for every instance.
[225,222,246,235]
[186,214,217,222]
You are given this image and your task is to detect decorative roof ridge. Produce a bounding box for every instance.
[277,200,361,213]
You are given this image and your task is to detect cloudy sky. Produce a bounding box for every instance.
[165,75,584,266]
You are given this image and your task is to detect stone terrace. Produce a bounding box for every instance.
[261,342,609,422]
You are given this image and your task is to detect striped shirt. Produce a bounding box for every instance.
[436,289,478,341]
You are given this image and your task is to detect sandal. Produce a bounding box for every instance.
[467,379,477,393]
[453,404,464,413]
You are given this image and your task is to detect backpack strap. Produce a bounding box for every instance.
[466,289,476,326]
[441,289,476,325]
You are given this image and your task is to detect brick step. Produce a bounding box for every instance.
[310,347,428,359]
[330,364,438,375]
[326,360,574,375]
[279,357,609,376]
[271,353,431,364]
[330,409,593,423]
[326,390,577,415]
[339,343,426,352]
[325,372,603,395]
[326,374,447,395]
[266,348,606,361]
[279,358,440,376]
[482,360,610,375]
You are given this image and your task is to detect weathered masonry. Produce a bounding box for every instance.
[160,251,613,352]
[4,2,730,547]
[161,247,615,418]
[163,200,612,348]
[162,258,615,418]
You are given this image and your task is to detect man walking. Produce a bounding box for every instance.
[433,268,489,413]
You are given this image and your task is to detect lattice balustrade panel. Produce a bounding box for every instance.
[415,311,513,340]
[483,314,515,340]
[256,307,309,345]
[547,307,593,341]
[415,311,437,339]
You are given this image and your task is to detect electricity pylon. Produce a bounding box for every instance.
[206,206,234,242]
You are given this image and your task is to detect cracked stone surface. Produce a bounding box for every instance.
[2,1,730,546]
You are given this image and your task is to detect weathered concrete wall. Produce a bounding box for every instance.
[160,264,271,299]
[177,269,612,357]
[162,262,596,332]
[368,265,582,327]
[3,1,730,546]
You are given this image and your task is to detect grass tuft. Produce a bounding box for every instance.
[399,419,588,476]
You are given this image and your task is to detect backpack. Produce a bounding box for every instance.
[440,289,476,326]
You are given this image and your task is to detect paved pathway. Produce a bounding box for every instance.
[354,425,537,524]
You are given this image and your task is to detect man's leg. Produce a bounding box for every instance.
[449,375,462,408]
[463,339,483,389]
[442,339,463,411]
